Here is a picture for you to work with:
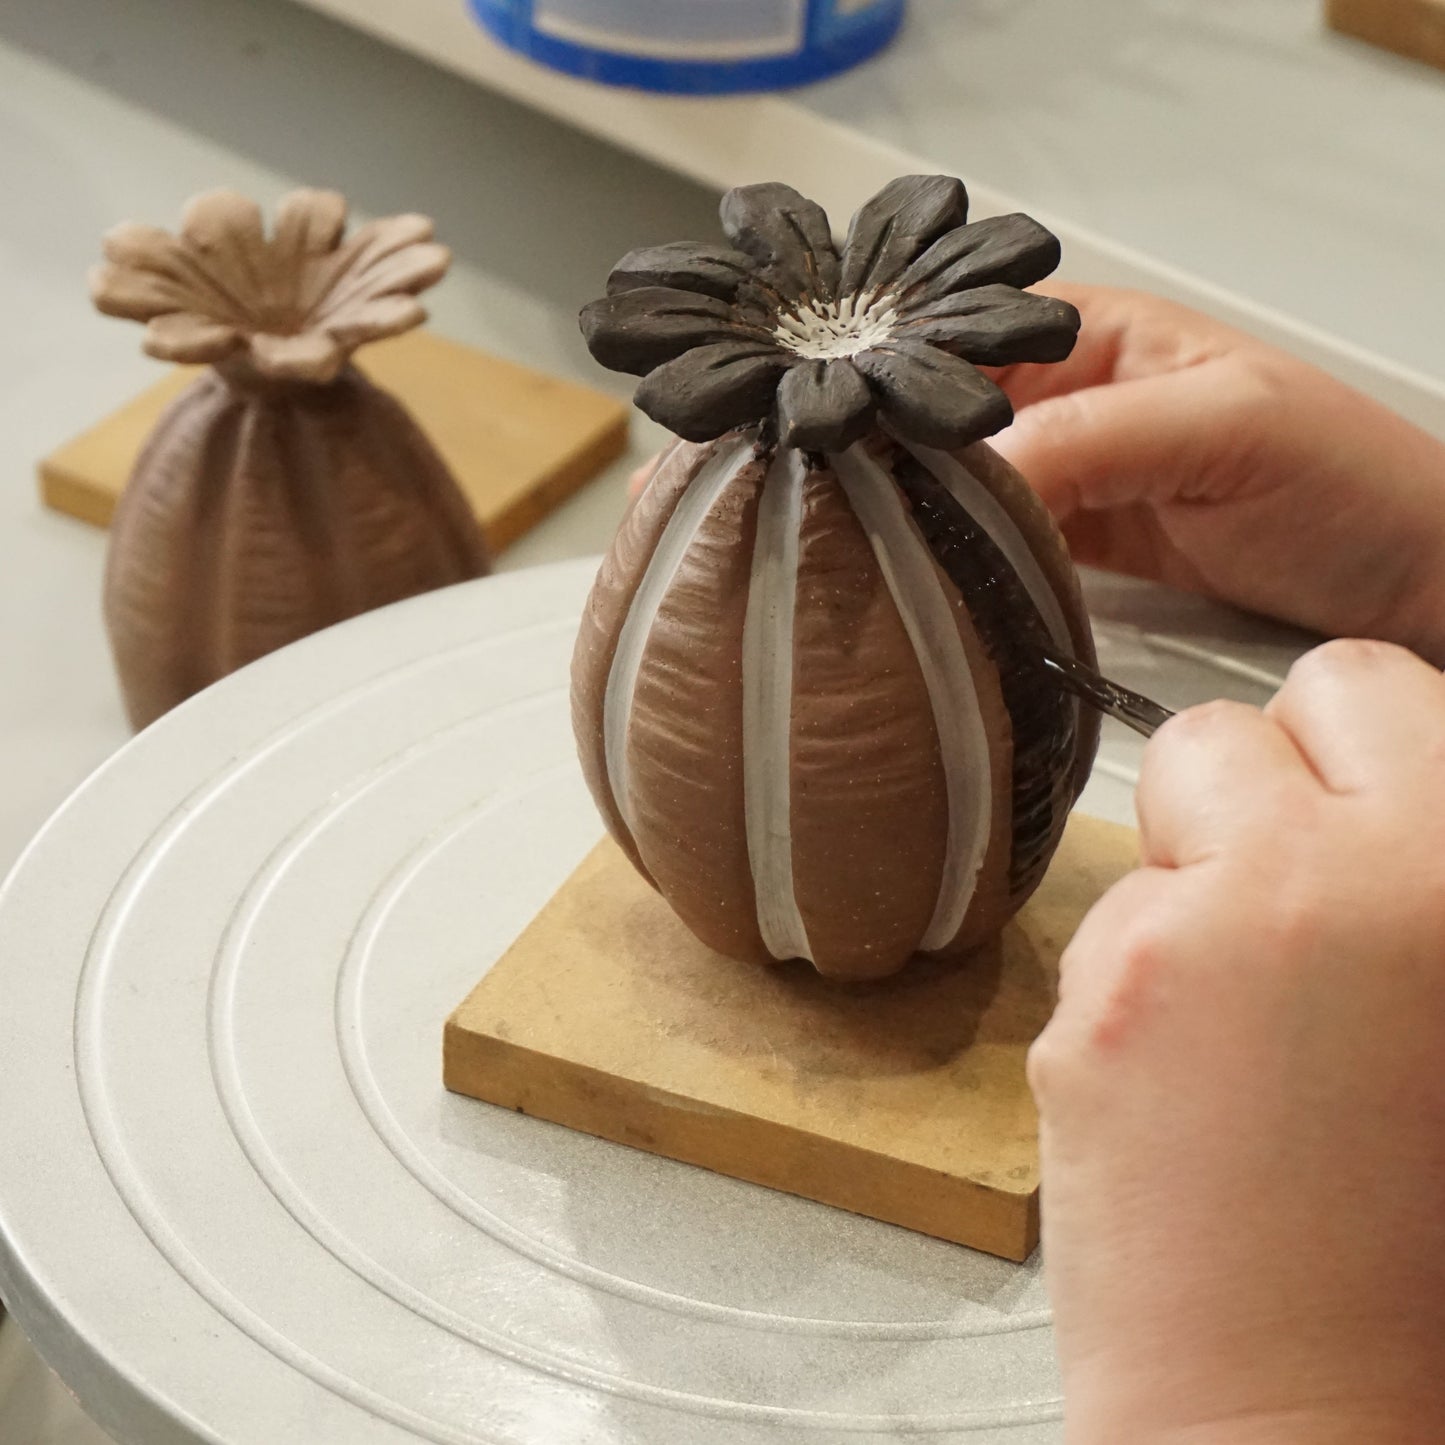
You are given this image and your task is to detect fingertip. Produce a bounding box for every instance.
[989,393,1091,518]
[1136,699,1313,867]
[985,416,1028,470]
[1266,638,1445,792]
[628,455,661,499]
[1278,637,1432,690]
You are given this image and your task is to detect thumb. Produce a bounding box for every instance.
[990,357,1267,524]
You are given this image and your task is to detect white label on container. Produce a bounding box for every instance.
[532,0,807,60]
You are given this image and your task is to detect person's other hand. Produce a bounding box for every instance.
[1030,639,1445,1445]
[991,286,1445,663]
[628,459,656,499]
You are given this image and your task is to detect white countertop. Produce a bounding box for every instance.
[295,0,1445,421]
[801,0,1445,380]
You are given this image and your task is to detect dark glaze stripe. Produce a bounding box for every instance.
[887,444,1078,899]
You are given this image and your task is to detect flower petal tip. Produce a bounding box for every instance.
[92,190,447,370]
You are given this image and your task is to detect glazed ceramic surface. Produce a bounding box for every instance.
[572,431,1096,978]
[574,178,1096,978]
[0,560,1306,1445]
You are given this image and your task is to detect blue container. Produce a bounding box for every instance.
[469,0,906,94]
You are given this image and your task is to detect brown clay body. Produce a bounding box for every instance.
[575,175,1100,980]
[572,431,1098,981]
[105,365,488,728]
[90,187,489,729]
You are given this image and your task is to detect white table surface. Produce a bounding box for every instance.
[294,0,1445,430]
[0,0,1425,1439]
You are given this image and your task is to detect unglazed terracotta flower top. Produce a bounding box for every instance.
[90,188,488,730]
[89,189,451,385]
[580,174,1079,451]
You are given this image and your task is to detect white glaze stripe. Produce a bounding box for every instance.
[603,433,756,831]
[741,448,812,962]
[902,441,1074,654]
[836,445,994,951]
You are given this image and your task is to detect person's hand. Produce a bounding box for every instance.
[1030,638,1445,1445]
[628,459,656,499]
[991,285,1445,663]
[626,285,1445,657]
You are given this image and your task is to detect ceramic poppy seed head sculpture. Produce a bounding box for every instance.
[574,176,1099,981]
[91,189,489,729]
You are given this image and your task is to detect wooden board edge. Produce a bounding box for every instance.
[1326,0,1445,69]
[481,411,630,554]
[38,464,118,529]
[442,1018,1038,1263]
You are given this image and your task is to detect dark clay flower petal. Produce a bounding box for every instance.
[719,183,840,304]
[895,285,1080,365]
[634,340,790,442]
[606,242,757,303]
[580,286,770,377]
[776,359,875,452]
[853,341,1013,449]
[894,214,1062,303]
[839,175,969,298]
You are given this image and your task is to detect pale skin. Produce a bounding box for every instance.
[631,284,1445,1440]
[1007,287,1445,1443]
[988,284,1445,666]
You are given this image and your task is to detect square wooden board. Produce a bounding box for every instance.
[1326,0,1445,69]
[445,812,1138,1262]
[38,330,629,554]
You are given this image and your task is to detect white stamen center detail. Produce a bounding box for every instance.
[773,290,898,360]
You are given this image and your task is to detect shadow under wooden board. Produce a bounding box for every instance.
[446,811,1138,1263]
[38,331,629,554]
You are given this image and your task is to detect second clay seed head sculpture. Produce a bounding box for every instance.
[573,175,1100,981]
[90,189,490,730]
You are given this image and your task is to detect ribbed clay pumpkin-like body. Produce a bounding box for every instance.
[89,187,491,729]
[105,366,489,728]
[572,429,1099,981]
